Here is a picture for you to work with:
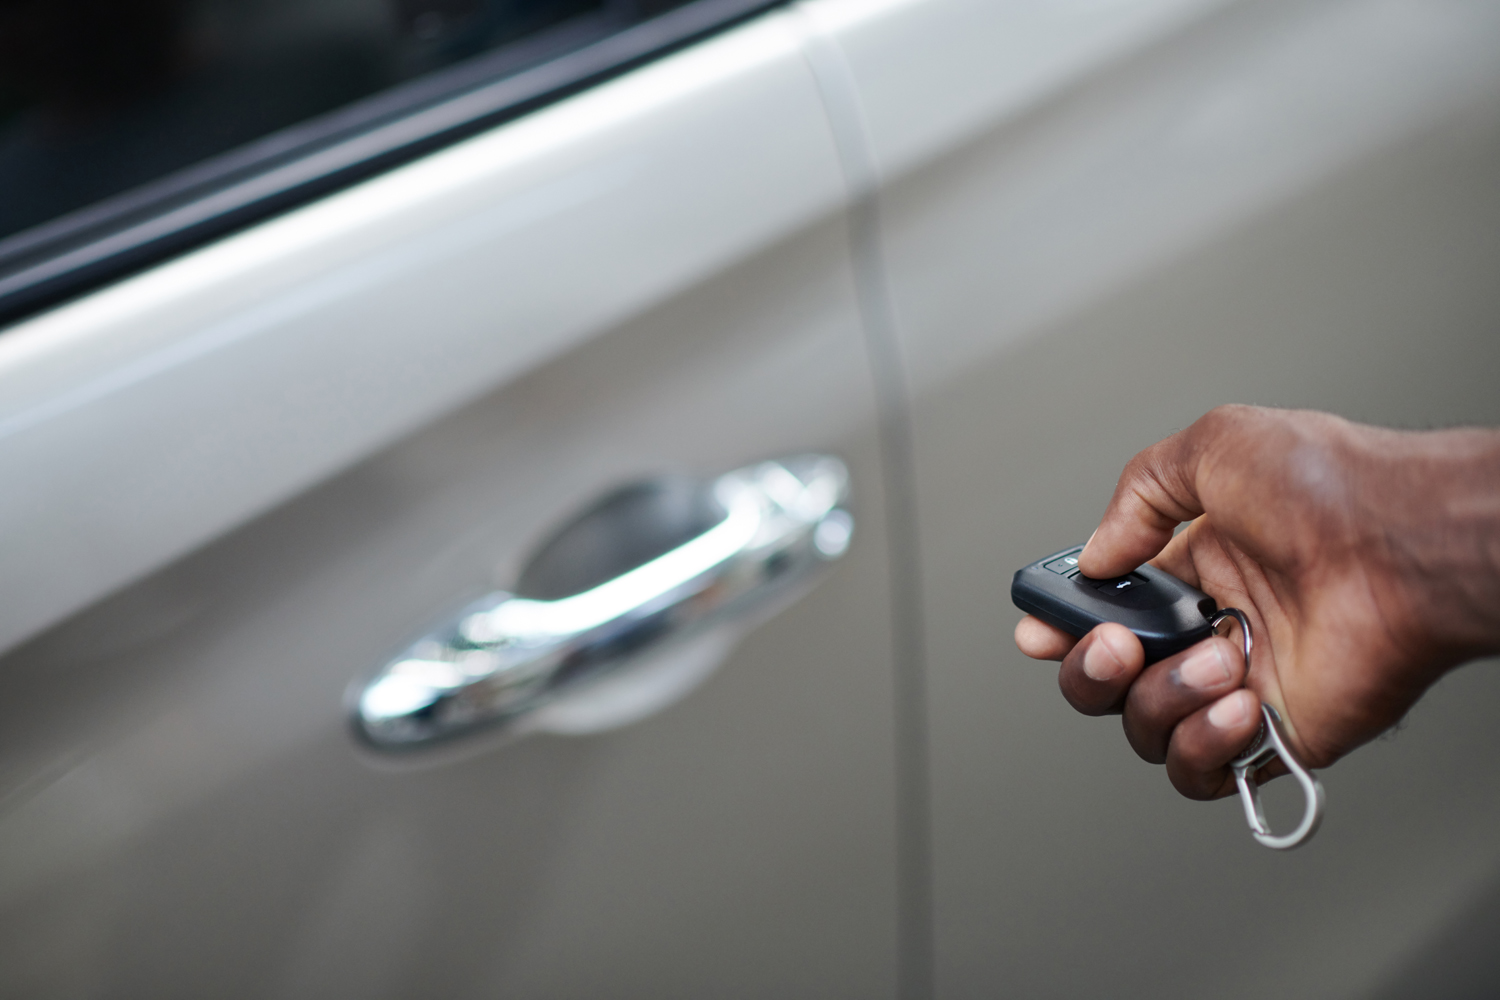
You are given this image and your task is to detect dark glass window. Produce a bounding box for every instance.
[0,0,777,325]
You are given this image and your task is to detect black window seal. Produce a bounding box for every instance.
[0,0,789,331]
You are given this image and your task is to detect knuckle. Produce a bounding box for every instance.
[1121,708,1168,765]
[1123,668,1178,730]
[1166,739,1236,800]
[1168,765,1229,801]
[1058,664,1106,716]
[1060,677,1121,717]
[1198,403,1255,438]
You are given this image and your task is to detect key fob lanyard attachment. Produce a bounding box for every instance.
[1013,548,1325,850]
[1210,608,1325,850]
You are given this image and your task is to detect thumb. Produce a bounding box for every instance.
[1079,418,1221,578]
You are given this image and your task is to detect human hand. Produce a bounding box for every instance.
[1015,405,1500,799]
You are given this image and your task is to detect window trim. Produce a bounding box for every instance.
[0,6,848,656]
[0,0,787,329]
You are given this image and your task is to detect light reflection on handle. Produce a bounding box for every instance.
[355,455,852,749]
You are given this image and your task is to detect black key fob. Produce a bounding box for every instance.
[1011,545,1218,663]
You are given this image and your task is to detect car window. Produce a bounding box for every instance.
[0,0,780,326]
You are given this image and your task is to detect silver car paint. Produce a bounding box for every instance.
[822,0,1500,996]
[0,12,900,997]
[2,0,1499,995]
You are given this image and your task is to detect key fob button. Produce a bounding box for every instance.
[1078,572,1174,609]
[1043,553,1081,574]
[1089,573,1145,591]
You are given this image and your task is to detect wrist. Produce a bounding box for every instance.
[1357,424,1500,662]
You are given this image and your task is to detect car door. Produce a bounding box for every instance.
[0,4,905,997]
[811,0,1500,997]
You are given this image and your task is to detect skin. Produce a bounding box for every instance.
[1015,405,1500,800]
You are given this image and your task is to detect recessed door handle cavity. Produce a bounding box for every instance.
[355,455,853,749]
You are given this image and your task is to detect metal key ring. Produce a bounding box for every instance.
[1210,608,1326,850]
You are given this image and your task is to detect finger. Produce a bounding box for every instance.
[1255,757,1291,785]
[1165,689,1264,799]
[1121,636,1246,764]
[1057,623,1145,716]
[1079,406,1257,579]
[1015,615,1078,661]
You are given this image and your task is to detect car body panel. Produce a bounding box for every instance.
[5,0,1500,995]
[817,0,1500,995]
[0,10,901,997]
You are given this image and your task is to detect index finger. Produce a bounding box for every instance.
[1078,406,1253,578]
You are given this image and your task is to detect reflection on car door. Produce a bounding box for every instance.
[0,11,904,997]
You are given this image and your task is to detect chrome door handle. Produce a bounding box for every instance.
[355,455,853,748]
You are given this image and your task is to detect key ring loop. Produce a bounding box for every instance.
[1210,608,1326,850]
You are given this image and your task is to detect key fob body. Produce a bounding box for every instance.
[1012,545,1218,664]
